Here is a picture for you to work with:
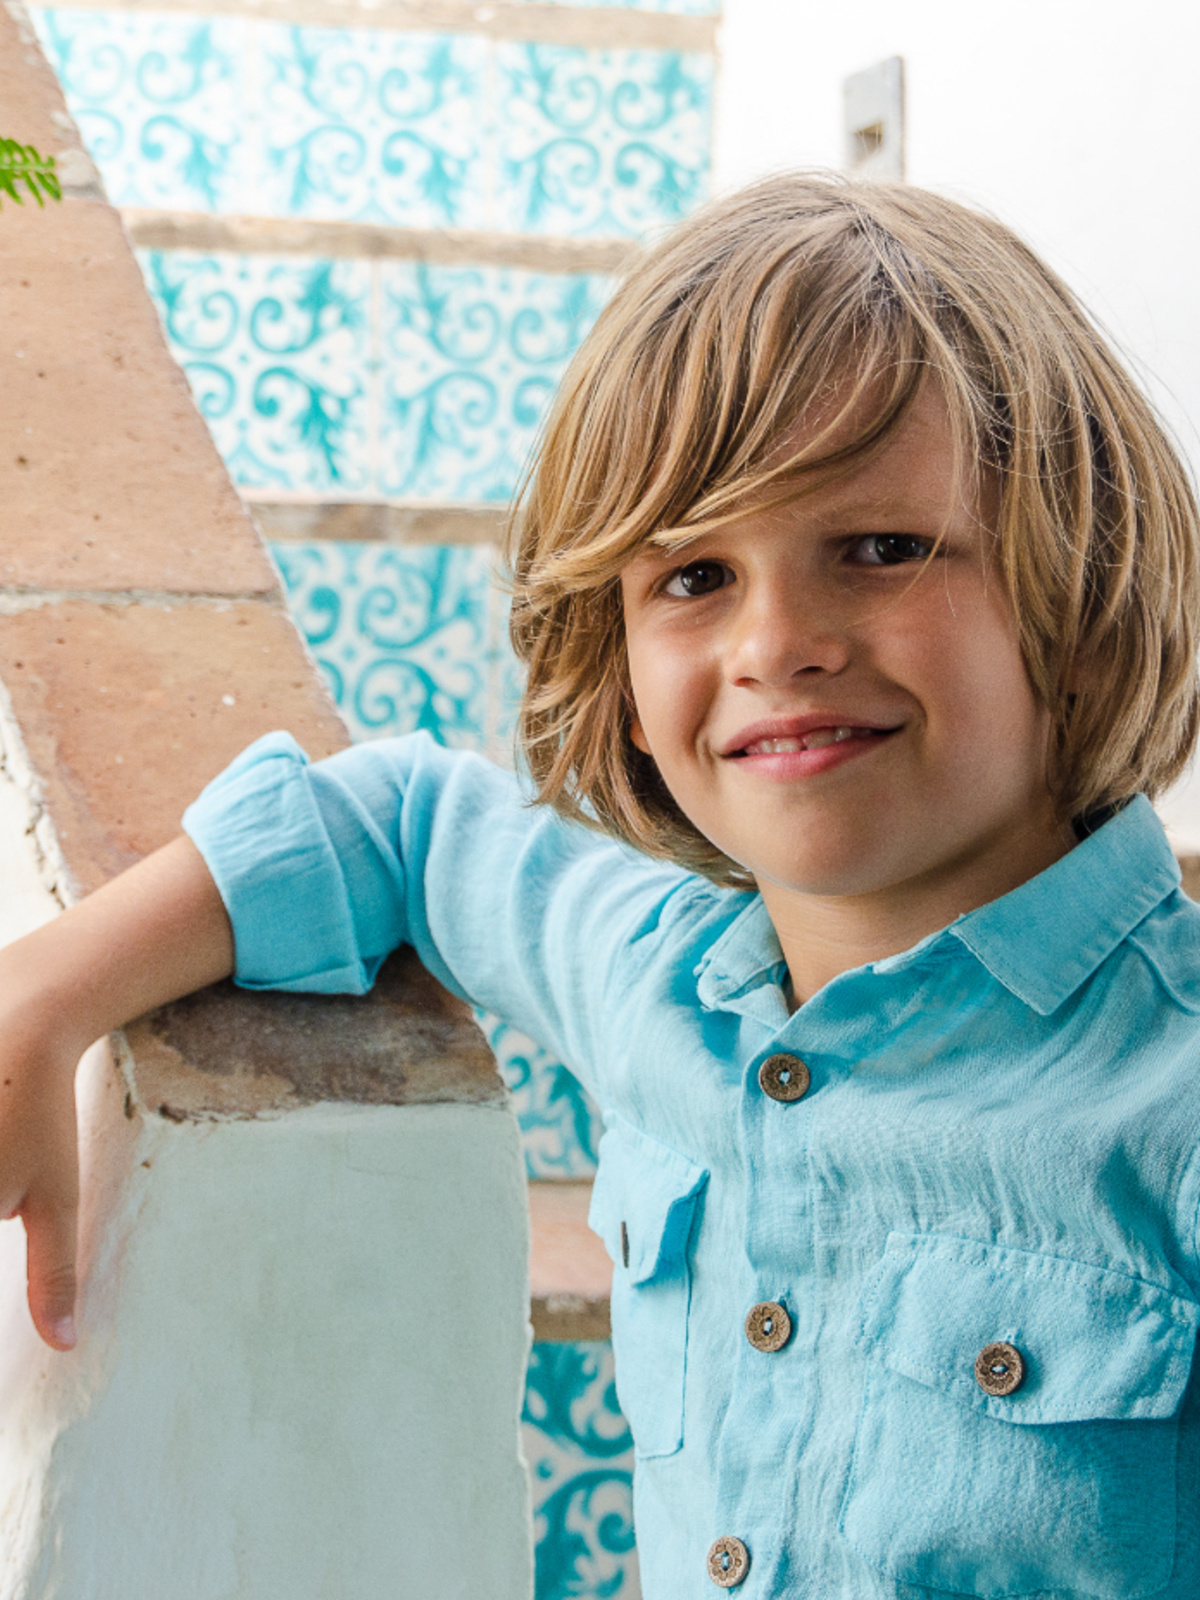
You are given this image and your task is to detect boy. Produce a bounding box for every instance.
[2,174,1199,1597]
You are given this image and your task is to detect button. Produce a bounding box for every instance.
[975,1340,1025,1396]
[758,1053,811,1102]
[745,1300,792,1352]
[707,1536,750,1588]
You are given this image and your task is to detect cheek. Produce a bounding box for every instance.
[624,628,699,747]
[624,629,674,760]
[920,599,1048,762]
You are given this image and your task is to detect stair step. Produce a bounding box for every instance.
[529,1180,611,1341]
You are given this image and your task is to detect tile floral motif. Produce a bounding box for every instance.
[378,263,611,502]
[524,1343,639,1600]
[259,25,490,228]
[33,7,248,212]
[478,1013,601,1179]
[141,251,608,502]
[496,44,712,237]
[269,539,601,1174]
[38,9,713,241]
[140,250,371,493]
[270,541,498,748]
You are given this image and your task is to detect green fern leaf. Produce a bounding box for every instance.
[0,140,62,208]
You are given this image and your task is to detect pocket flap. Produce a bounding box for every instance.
[588,1114,708,1285]
[858,1233,1200,1424]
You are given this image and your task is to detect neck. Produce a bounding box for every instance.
[761,814,1078,1007]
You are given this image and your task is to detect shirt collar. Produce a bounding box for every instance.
[944,794,1180,1014]
[695,896,787,1014]
[695,796,1181,1019]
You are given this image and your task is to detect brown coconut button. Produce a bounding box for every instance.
[707,1536,751,1588]
[975,1341,1025,1396]
[745,1300,792,1353]
[758,1053,811,1103]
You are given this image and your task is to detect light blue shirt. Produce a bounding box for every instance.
[184,730,1200,1600]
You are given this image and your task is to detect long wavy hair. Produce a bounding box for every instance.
[506,172,1200,885]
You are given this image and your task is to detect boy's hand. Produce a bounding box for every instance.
[0,1026,81,1348]
[0,835,235,1348]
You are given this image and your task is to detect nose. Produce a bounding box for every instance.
[723,575,852,688]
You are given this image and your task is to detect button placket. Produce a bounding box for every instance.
[757,1053,811,1103]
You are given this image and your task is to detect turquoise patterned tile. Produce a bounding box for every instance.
[33,7,248,211]
[478,1013,601,1178]
[270,542,494,747]
[268,541,600,1174]
[495,45,712,237]
[140,251,371,493]
[259,25,489,227]
[378,263,610,502]
[524,1343,639,1600]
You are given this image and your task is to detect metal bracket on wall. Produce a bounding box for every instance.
[844,55,905,182]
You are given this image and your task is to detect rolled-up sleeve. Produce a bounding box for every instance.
[182,729,696,1087]
[182,731,405,993]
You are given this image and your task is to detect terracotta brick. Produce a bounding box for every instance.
[528,1180,612,1339]
[0,600,347,893]
[0,9,276,595]
[0,8,508,1123]
[528,1181,612,1299]
[0,3,79,155]
[0,198,277,594]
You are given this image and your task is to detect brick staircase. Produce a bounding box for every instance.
[20,0,720,1592]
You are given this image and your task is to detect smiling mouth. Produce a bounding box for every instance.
[737,726,895,757]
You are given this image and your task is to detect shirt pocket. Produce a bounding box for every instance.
[839,1232,1200,1600]
[588,1113,708,1459]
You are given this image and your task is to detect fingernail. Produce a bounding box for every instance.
[51,1316,76,1349]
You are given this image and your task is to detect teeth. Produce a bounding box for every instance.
[750,737,805,755]
[743,727,865,756]
[803,726,859,750]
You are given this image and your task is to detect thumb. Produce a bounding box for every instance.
[23,1191,78,1350]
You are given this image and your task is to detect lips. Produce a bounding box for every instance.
[723,716,901,759]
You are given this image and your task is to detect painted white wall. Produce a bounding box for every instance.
[0,767,58,945]
[713,0,1200,841]
[0,703,534,1600]
[0,1094,533,1600]
[0,685,68,940]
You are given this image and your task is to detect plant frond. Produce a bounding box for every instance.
[0,140,62,209]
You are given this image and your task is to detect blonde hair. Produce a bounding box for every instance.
[507,172,1200,885]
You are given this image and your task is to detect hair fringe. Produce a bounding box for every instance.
[505,172,1200,884]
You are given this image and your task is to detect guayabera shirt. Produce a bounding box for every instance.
[184,729,1200,1600]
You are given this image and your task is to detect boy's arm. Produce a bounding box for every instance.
[0,835,234,1349]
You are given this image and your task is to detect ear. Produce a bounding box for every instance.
[629,716,651,755]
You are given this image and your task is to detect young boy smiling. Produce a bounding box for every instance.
[619,379,1076,996]
[2,174,1200,1598]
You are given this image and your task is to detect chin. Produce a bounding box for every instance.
[751,845,918,900]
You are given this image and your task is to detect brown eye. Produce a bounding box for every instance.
[855,535,934,566]
[665,561,733,597]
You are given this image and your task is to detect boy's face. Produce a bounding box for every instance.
[620,384,1071,934]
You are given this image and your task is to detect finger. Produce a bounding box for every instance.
[22,1194,78,1350]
